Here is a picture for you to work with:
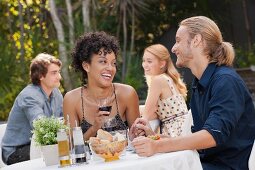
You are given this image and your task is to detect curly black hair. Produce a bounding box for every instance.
[71,31,120,85]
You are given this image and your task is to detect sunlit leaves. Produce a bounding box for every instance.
[9,6,19,16]
[32,116,68,145]
[12,31,20,41]
[0,0,58,120]
[24,23,30,30]
[24,39,33,60]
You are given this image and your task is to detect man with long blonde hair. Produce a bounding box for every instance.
[131,16,255,170]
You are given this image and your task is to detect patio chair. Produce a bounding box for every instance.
[0,123,7,168]
[249,140,255,170]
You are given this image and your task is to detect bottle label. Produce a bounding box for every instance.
[59,155,70,160]
[58,140,70,157]
[74,145,86,154]
[75,153,86,158]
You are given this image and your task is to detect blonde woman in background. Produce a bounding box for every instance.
[141,44,192,137]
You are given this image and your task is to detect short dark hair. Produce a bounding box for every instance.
[30,53,62,85]
[71,31,120,85]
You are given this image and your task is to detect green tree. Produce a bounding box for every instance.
[0,0,58,120]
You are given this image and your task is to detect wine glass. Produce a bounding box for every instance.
[102,116,118,132]
[98,98,112,116]
[98,99,116,131]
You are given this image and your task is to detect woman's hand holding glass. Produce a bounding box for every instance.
[93,111,107,130]
[96,98,115,130]
[93,110,111,130]
[96,105,118,131]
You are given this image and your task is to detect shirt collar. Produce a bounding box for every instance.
[39,86,55,101]
[192,63,217,90]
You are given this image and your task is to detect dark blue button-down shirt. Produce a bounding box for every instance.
[190,63,255,170]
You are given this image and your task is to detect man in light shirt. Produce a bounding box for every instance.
[1,53,63,165]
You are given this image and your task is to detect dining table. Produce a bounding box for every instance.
[1,149,202,170]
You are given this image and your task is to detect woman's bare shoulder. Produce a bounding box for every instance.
[114,83,137,96]
[150,74,168,84]
[64,87,82,101]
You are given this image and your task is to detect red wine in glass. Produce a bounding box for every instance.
[99,106,112,116]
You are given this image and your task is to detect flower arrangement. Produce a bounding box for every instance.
[32,116,68,146]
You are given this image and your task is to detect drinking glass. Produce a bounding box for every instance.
[102,115,117,132]
[98,98,112,115]
[98,99,116,131]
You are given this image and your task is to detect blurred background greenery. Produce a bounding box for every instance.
[1,0,255,120]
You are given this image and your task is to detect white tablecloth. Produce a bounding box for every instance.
[2,150,202,170]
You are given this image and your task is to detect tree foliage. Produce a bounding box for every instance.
[0,0,58,120]
[0,0,254,120]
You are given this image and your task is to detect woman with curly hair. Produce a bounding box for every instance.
[63,31,140,140]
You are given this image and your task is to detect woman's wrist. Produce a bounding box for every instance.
[91,125,100,134]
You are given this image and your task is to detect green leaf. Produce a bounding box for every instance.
[32,116,68,145]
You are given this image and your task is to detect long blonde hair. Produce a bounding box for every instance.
[145,44,187,98]
[180,16,235,66]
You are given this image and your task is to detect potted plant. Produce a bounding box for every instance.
[32,116,68,166]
